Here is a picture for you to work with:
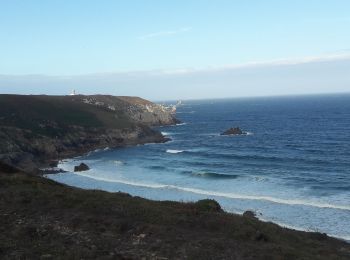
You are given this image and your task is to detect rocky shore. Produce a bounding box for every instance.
[0,94,178,172]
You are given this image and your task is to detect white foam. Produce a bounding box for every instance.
[71,172,167,189]
[113,160,124,166]
[87,146,110,155]
[166,149,184,154]
[67,173,350,211]
[57,160,75,172]
[177,111,195,114]
[39,167,63,172]
[89,148,102,154]
[173,187,350,211]
[175,123,187,126]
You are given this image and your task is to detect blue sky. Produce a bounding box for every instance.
[0,0,350,99]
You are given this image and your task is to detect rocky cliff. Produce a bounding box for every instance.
[0,94,178,172]
[74,95,179,126]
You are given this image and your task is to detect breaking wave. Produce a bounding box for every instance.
[190,172,239,179]
[166,149,184,154]
[70,172,350,211]
[113,160,124,166]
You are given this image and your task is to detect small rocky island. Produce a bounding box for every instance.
[221,127,247,136]
[74,163,90,172]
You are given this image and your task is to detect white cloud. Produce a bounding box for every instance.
[138,27,192,40]
[50,52,350,79]
[154,52,350,75]
[1,52,350,100]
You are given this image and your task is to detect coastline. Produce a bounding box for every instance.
[2,94,350,258]
[1,163,350,259]
[38,130,171,175]
[0,94,178,173]
[48,161,350,243]
[46,118,350,243]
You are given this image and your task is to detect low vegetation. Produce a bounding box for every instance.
[0,95,134,136]
[1,164,349,259]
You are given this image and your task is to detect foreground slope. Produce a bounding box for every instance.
[0,95,177,171]
[0,164,349,259]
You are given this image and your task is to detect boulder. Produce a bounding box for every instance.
[221,127,245,136]
[74,163,90,172]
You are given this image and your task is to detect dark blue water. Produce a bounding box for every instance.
[49,94,350,240]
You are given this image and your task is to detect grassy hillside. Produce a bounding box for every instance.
[0,95,134,137]
[0,94,170,171]
[1,164,349,259]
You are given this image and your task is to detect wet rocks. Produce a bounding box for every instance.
[74,163,90,172]
[221,127,246,136]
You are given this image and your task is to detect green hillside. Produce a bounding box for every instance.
[0,95,134,137]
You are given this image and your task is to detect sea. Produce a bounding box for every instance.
[48,94,350,241]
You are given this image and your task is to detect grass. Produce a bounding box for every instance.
[0,95,134,137]
[1,164,349,259]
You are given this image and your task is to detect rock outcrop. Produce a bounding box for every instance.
[74,163,90,172]
[221,127,246,136]
[75,95,180,126]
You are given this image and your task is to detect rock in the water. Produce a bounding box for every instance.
[74,163,90,172]
[221,127,245,136]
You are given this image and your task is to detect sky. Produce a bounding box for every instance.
[0,0,350,100]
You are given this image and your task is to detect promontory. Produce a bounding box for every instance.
[0,94,178,172]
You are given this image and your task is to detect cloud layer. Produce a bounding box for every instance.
[1,53,350,100]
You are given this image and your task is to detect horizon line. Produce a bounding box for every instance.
[1,52,350,78]
[1,91,349,102]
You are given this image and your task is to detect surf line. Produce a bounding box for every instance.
[69,172,350,211]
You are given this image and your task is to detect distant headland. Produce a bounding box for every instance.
[0,94,179,172]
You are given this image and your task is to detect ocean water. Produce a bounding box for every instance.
[48,94,350,240]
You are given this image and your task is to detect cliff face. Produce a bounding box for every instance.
[76,95,179,126]
[0,95,177,172]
